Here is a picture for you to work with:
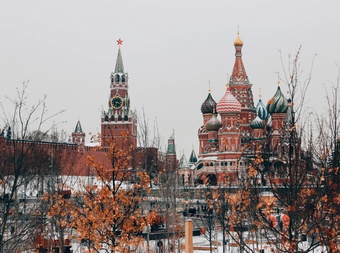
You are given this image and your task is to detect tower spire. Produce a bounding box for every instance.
[74,120,83,133]
[230,32,248,84]
[114,39,124,73]
[227,31,255,123]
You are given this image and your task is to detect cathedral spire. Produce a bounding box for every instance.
[114,39,124,73]
[230,33,249,85]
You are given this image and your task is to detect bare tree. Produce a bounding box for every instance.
[137,107,162,150]
[312,66,340,252]
[0,82,64,253]
[217,47,337,253]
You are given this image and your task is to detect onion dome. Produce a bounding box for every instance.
[201,93,217,114]
[266,85,288,114]
[216,86,241,114]
[234,33,244,47]
[205,114,222,131]
[250,116,265,129]
[256,98,269,120]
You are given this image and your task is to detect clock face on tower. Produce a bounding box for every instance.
[111,96,123,109]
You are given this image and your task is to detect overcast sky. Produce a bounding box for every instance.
[1,1,339,157]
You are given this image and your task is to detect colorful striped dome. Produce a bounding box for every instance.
[266,86,288,114]
[201,93,217,114]
[256,99,269,120]
[216,86,241,114]
[205,114,222,131]
[250,116,265,129]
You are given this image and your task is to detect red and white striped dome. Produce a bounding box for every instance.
[216,86,241,114]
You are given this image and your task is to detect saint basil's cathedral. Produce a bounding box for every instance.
[178,33,294,187]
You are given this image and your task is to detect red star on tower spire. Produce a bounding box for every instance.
[117,38,123,45]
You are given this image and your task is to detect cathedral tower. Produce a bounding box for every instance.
[101,39,137,150]
[198,89,217,154]
[266,81,288,149]
[229,33,255,127]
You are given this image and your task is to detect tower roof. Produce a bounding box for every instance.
[114,39,124,73]
[230,33,249,85]
[234,33,244,47]
[74,120,83,133]
[216,85,241,114]
[179,153,189,168]
[189,149,197,164]
[201,92,217,114]
[266,83,288,114]
[205,113,222,131]
[166,133,176,154]
[250,116,265,129]
[256,98,269,120]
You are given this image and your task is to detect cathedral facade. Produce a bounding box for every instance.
[192,34,293,186]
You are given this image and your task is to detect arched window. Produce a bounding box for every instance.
[118,115,123,121]
[105,115,109,121]
[124,115,128,121]
[122,74,126,82]
[110,115,115,121]
[197,163,204,170]
[115,74,120,82]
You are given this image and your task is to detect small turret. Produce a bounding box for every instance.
[166,131,177,171]
[189,148,198,164]
[72,120,86,151]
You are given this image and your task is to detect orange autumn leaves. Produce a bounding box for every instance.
[47,138,151,252]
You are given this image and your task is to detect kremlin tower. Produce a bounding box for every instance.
[100,39,137,151]
[72,120,85,152]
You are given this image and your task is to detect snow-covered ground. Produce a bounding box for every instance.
[69,231,330,253]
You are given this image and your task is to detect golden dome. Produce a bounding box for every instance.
[234,33,243,46]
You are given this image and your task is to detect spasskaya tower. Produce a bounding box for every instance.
[101,39,137,150]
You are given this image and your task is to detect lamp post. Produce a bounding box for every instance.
[146,224,151,253]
